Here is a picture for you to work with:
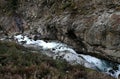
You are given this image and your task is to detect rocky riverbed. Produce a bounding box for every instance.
[0,0,120,78]
[0,0,120,63]
[12,34,120,79]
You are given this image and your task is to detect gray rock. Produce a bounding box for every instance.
[0,0,120,63]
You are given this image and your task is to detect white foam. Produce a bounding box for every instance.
[14,34,120,78]
[79,54,111,71]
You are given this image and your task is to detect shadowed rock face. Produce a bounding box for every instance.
[0,14,28,34]
[0,0,120,63]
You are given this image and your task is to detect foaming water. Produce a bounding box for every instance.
[14,34,120,79]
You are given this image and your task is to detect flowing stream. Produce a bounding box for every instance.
[10,34,120,79]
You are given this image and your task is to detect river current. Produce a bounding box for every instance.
[10,34,120,79]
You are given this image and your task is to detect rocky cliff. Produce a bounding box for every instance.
[0,0,120,63]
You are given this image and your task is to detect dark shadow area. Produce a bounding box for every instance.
[66,29,77,39]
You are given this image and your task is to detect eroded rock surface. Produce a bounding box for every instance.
[0,0,120,63]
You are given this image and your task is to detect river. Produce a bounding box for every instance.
[11,34,120,79]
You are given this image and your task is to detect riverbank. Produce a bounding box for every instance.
[0,40,114,79]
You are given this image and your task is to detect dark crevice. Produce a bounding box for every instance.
[0,25,3,31]
[66,28,87,53]
[66,29,77,39]
[13,13,24,33]
[106,4,118,9]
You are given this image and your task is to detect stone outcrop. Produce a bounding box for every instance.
[0,0,120,63]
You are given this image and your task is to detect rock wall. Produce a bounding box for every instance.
[0,0,120,63]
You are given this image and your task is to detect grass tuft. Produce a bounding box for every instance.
[0,41,114,79]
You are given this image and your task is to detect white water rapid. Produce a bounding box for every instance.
[14,34,120,79]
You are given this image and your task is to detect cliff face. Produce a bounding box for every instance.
[0,0,120,63]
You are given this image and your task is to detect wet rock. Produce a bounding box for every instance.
[0,0,120,63]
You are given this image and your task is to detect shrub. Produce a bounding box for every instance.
[0,41,114,79]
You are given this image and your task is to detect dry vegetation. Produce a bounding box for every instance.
[0,41,114,79]
[0,0,119,78]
